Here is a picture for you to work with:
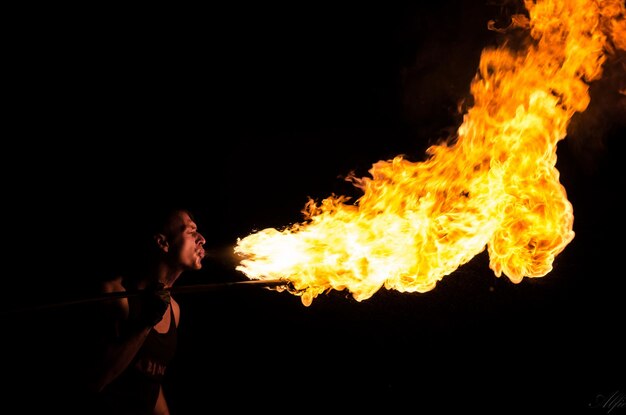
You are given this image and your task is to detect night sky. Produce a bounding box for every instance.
[6,1,625,413]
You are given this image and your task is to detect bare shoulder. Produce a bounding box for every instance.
[100,276,129,319]
[101,276,124,293]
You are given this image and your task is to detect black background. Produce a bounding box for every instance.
[5,1,625,413]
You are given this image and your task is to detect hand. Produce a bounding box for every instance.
[135,283,171,328]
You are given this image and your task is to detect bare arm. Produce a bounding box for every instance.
[89,318,152,392]
[87,279,157,392]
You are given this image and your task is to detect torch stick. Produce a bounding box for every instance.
[2,279,291,315]
[170,278,289,294]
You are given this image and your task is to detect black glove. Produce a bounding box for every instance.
[133,283,171,328]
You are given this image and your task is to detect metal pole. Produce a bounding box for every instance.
[171,278,290,294]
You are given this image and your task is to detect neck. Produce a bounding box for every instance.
[133,262,183,289]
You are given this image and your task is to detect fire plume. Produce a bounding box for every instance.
[235,0,626,306]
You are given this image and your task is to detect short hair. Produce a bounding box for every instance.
[105,204,196,278]
[137,205,193,239]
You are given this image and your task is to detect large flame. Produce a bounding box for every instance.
[235,0,626,306]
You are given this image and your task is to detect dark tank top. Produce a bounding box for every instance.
[99,304,178,414]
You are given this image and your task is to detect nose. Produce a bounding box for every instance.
[197,232,206,245]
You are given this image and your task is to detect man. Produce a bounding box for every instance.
[87,207,206,414]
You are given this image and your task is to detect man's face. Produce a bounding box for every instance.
[167,211,206,270]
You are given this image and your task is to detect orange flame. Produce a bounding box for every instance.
[235,0,626,306]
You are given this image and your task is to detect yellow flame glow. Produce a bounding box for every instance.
[235,0,626,306]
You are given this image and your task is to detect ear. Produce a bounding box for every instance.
[154,233,170,253]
